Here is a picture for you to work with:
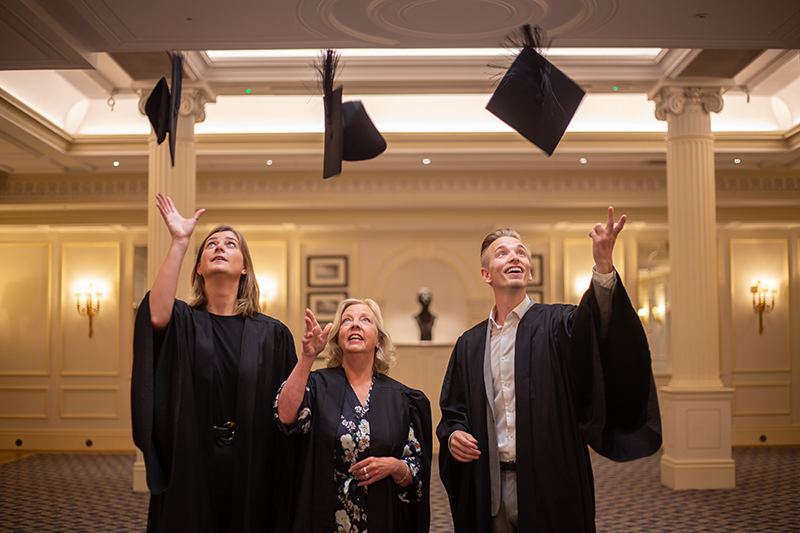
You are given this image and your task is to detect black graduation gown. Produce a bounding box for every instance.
[436,278,662,533]
[287,366,433,533]
[131,292,297,532]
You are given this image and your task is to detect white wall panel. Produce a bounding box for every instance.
[733,383,791,416]
[249,241,288,323]
[0,243,51,375]
[60,243,120,376]
[60,387,119,419]
[730,240,790,372]
[0,387,48,418]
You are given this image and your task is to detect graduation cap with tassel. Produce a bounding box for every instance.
[486,24,586,156]
[144,52,184,167]
[317,49,387,179]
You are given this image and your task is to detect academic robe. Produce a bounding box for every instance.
[131,292,296,533]
[286,366,433,533]
[436,278,662,533]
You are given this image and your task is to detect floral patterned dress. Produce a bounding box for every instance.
[275,374,424,533]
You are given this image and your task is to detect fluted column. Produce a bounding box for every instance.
[658,87,724,388]
[132,85,214,492]
[140,88,213,301]
[652,85,735,489]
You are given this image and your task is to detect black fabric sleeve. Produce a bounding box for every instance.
[571,276,662,462]
[436,338,472,446]
[435,336,480,533]
[404,388,433,533]
[131,292,191,495]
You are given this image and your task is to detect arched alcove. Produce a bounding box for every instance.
[380,256,470,343]
[365,241,484,344]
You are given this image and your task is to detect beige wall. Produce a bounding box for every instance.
[1,168,798,451]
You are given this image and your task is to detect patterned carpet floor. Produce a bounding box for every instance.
[0,447,797,532]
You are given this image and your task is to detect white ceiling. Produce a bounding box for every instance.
[1,0,799,175]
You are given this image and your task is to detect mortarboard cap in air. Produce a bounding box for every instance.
[318,50,386,179]
[486,25,585,156]
[168,52,183,167]
[143,52,184,167]
[144,76,169,144]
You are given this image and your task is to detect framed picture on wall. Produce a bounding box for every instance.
[307,255,348,287]
[529,254,543,286]
[527,288,544,303]
[308,292,348,322]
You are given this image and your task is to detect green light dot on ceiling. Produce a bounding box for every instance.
[246,88,252,94]
[612,86,618,91]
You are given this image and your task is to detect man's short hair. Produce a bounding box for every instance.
[480,228,528,268]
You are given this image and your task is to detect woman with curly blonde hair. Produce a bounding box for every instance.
[277,298,432,533]
[132,194,296,533]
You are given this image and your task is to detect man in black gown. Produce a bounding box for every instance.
[437,207,662,533]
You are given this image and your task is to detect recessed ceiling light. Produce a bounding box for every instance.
[579,158,588,164]
[422,158,431,165]
[733,158,742,164]
[266,159,273,166]
[113,161,120,167]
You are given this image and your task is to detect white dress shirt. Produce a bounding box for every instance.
[487,268,616,462]
[488,296,531,462]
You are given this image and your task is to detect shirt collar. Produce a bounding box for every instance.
[488,295,532,329]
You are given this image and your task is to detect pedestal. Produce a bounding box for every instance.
[659,387,736,489]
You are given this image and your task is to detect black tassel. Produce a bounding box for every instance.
[507,24,552,54]
[488,24,563,115]
[315,49,341,99]
[488,24,552,83]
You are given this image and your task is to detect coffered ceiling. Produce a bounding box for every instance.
[1,0,799,175]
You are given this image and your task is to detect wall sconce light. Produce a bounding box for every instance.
[573,276,592,301]
[750,280,776,335]
[652,304,665,325]
[258,277,276,314]
[637,306,648,325]
[75,283,102,337]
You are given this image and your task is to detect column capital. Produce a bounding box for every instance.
[652,86,725,121]
[136,83,217,124]
[179,87,215,124]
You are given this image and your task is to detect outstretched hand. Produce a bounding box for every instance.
[589,206,626,274]
[301,308,331,360]
[155,193,206,241]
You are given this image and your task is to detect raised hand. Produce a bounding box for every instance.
[155,193,206,241]
[301,308,332,360]
[589,206,626,274]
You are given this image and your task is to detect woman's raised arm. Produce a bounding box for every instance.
[149,193,205,330]
[277,309,331,424]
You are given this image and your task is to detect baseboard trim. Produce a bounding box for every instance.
[732,426,800,446]
[0,429,135,452]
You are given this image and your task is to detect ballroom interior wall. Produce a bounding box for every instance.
[0,166,798,451]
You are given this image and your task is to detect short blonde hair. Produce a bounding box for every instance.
[189,225,260,317]
[322,298,396,375]
[480,228,528,268]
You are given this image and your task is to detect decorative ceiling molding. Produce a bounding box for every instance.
[3,171,797,206]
